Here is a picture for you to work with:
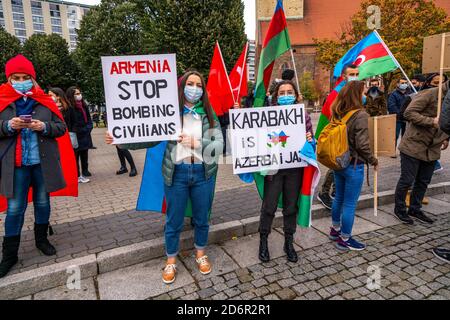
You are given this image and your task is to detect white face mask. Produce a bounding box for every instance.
[75,94,83,101]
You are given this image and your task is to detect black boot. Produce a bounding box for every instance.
[34,223,56,256]
[259,233,270,262]
[116,167,128,175]
[124,150,137,177]
[0,236,20,278]
[284,233,298,263]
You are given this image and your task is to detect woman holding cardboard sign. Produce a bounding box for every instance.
[257,80,314,264]
[105,70,223,284]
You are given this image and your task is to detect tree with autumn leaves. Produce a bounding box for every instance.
[314,0,450,90]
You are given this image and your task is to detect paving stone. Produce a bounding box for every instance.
[224,288,240,298]
[198,288,216,299]
[212,292,228,300]
[198,279,213,289]
[34,278,97,300]
[277,278,297,288]
[97,258,194,300]
[222,232,300,268]
[252,278,268,288]
[181,245,238,281]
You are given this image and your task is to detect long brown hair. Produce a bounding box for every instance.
[49,87,70,111]
[178,70,215,128]
[331,81,365,119]
[271,80,300,106]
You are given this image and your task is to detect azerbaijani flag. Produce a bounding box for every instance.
[253,0,291,107]
[334,31,399,80]
[316,31,399,138]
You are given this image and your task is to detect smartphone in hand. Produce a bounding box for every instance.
[19,115,32,123]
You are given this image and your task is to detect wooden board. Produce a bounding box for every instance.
[368,114,396,157]
[422,33,450,74]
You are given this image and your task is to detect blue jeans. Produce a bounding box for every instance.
[163,164,215,257]
[5,164,50,237]
[331,164,365,238]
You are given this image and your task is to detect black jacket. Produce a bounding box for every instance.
[439,90,450,136]
[0,102,67,197]
[72,102,93,150]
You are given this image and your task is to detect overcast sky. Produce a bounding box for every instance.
[67,0,256,40]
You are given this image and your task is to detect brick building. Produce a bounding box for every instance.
[256,0,450,100]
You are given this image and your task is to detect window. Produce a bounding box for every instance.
[30,1,42,15]
[30,0,41,8]
[70,35,77,42]
[15,29,26,37]
[11,0,24,13]
[33,23,44,31]
[32,16,43,24]
[51,18,61,25]
[13,13,24,20]
[51,25,62,33]
[13,21,25,29]
[69,28,77,35]
[49,3,60,17]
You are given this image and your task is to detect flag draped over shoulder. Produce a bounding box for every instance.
[0,83,78,212]
[238,141,320,227]
[136,102,217,218]
[206,42,235,117]
[229,42,249,105]
[253,0,291,107]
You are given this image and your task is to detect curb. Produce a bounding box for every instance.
[1,182,449,299]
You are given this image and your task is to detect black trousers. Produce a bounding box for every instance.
[75,149,89,176]
[394,152,436,214]
[116,146,136,170]
[259,168,303,236]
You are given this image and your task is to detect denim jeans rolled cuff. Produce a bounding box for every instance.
[194,243,207,251]
[332,220,341,229]
[166,251,179,258]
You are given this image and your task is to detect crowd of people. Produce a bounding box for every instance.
[0,54,448,285]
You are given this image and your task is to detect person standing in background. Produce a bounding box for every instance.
[66,86,93,184]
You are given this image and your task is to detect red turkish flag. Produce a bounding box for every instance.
[206,42,235,116]
[229,42,249,105]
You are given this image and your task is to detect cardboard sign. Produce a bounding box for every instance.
[368,114,396,157]
[101,54,181,144]
[229,104,308,174]
[422,33,450,74]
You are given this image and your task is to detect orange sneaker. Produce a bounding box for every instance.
[162,263,177,284]
[196,255,212,275]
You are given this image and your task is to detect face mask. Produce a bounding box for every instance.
[51,96,58,103]
[347,76,359,82]
[11,79,33,93]
[184,85,203,104]
[398,83,408,91]
[75,94,83,101]
[362,95,367,105]
[277,95,296,106]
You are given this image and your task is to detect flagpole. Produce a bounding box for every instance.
[290,49,301,93]
[373,30,417,94]
[236,42,249,105]
[374,116,378,217]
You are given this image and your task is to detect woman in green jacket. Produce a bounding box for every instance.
[106,70,223,284]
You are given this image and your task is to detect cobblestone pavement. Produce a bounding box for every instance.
[2,114,450,276]
[23,199,450,300]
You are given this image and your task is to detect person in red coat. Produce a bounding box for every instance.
[0,55,78,278]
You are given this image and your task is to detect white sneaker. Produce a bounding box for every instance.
[78,176,90,183]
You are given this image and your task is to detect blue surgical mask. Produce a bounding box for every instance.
[362,95,367,105]
[184,85,203,104]
[11,79,33,93]
[399,83,408,91]
[347,76,359,82]
[277,95,296,106]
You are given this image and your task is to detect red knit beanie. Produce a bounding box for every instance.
[5,54,36,79]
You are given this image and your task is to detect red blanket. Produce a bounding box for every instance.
[0,83,78,212]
